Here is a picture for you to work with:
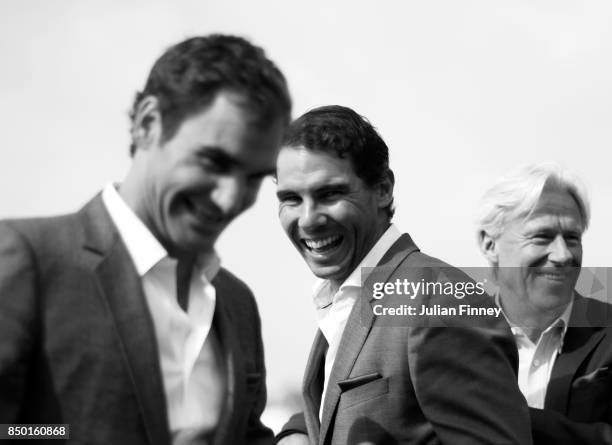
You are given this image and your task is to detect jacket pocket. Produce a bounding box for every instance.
[572,366,612,389]
[568,367,612,421]
[338,374,389,409]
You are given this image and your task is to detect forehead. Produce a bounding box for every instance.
[181,92,253,134]
[276,147,359,190]
[520,185,584,229]
[175,92,284,165]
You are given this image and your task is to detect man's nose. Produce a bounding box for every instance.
[548,235,574,265]
[211,176,249,217]
[298,200,326,230]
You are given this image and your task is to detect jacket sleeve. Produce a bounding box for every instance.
[243,290,275,445]
[275,412,308,442]
[0,221,38,421]
[408,324,534,445]
[530,407,612,444]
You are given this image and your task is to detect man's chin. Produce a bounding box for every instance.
[170,232,217,255]
[532,292,574,312]
[301,243,352,281]
[306,262,348,283]
[534,280,575,298]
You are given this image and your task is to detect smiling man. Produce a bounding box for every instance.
[0,35,290,445]
[478,164,612,444]
[275,105,533,445]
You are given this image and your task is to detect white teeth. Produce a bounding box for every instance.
[541,273,565,279]
[304,235,341,250]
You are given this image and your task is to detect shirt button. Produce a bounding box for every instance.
[533,359,540,367]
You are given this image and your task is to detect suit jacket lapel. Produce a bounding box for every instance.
[211,274,244,445]
[545,295,607,413]
[318,304,374,444]
[318,234,420,444]
[80,195,171,445]
[302,331,327,444]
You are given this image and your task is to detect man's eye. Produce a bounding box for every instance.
[200,158,218,170]
[279,195,300,205]
[199,156,228,173]
[320,190,340,200]
[532,234,553,242]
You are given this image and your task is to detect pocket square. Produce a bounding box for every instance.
[573,366,611,388]
[338,372,382,391]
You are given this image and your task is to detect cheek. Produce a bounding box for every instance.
[500,269,527,292]
[168,166,210,191]
[326,203,357,227]
[521,246,551,266]
[498,243,538,267]
[278,207,295,233]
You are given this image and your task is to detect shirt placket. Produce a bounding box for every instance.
[182,272,216,392]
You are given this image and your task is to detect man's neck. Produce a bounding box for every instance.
[499,295,569,343]
[327,221,393,294]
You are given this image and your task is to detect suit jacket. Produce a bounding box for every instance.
[0,195,273,445]
[278,234,533,445]
[530,295,612,444]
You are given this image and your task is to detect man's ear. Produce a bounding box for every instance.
[376,169,395,209]
[131,96,162,151]
[478,229,498,265]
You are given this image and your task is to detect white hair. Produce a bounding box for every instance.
[476,162,590,240]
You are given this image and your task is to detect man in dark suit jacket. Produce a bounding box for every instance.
[274,105,533,445]
[0,35,291,445]
[477,163,612,444]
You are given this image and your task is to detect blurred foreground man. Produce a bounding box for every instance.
[477,164,612,445]
[275,105,533,445]
[0,35,290,445]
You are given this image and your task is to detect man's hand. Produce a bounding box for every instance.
[277,433,309,445]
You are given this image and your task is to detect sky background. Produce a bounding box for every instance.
[1,0,611,427]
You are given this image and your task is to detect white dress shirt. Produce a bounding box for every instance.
[312,224,401,420]
[497,293,573,409]
[102,185,226,444]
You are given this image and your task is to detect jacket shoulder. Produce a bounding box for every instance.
[214,268,260,320]
[395,248,473,282]
[0,213,82,253]
[215,268,255,300]
[572,293,612,328]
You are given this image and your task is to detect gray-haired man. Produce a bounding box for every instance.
[477,163,612,444]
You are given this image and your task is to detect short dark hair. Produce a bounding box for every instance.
[283,105,395,218]
[129,34,291,155]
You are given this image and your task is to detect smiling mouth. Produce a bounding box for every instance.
[301,235,344,254]
[537,269,573,281]
[183,195,223,225]
[540,272,567,280]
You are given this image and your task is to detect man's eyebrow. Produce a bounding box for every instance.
[275,181,350,199]
[525,225,583,236]
[197,147,275,178]
[196,146,241,167]
[564,227,584,236]
[317,183,350,193]
[276,189,295,199]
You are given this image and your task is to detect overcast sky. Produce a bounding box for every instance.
[2,0,611,402]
